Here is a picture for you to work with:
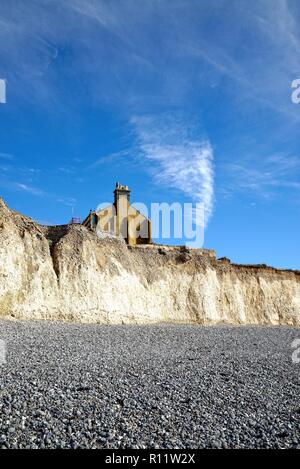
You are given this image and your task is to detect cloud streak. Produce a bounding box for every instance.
[131,115,214,226]
[1,0,300,119]
[15,183,45,197]
[223,153,300,199]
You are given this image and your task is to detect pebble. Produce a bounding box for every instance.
[0,320,299,448]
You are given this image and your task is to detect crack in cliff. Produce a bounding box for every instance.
[39,225,71,281]
[50,246,60,281]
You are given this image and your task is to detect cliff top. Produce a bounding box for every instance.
[0,198,299,277]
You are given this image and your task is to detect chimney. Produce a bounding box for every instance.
[114,182,130,210]
[114,183,130,240]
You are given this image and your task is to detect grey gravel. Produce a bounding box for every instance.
[0,320,300,449]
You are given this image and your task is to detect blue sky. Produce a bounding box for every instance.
[0,0,300,269]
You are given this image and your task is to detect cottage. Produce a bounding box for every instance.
[82,183,152,245]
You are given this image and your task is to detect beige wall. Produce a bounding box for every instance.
[96,205,115,235]
[128,206,151,245]
[95,202,152,245]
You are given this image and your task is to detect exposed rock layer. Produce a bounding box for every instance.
[0,199,299,325]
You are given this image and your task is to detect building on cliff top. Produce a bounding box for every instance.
[82,183,152,246]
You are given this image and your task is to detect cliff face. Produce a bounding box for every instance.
[0,199,299,325]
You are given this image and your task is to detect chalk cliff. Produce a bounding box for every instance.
[0,198,299,325]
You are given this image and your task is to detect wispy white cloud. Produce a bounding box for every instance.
[0,175,77,208]
[1,0,299,118]
[15,183,46,197]
[223,152,300,199]
[254,0,300,62]
[131,115,214,226]
[0,178,44,197]
[66,0,125,37]
[87,149,133,170]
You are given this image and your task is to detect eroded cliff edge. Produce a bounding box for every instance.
[0,198,299,325]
